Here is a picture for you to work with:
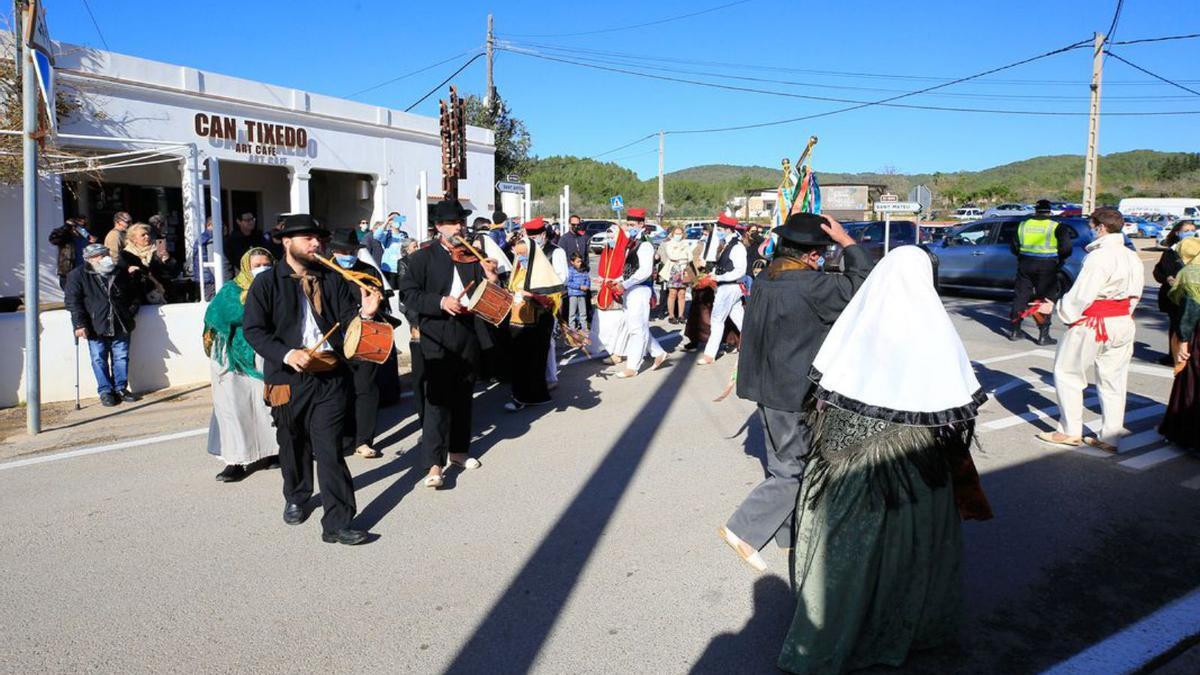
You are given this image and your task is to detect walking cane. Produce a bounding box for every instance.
[73,335,81,410]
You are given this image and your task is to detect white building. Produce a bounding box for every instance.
[0,39,495,407]
[4,38,496,302]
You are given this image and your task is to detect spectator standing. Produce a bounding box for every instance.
[1159,237,1200,451]
[121,223,172,304]
[194,218,215,299]
[1152,220,1197,365]
[363,220,385,266]
[49,217,94,290]
[376,217,410,287]
[223,213,265,278]
[104,211,132,259]
[64,244,142,406]
[566,253,591,332]
[657,226,692,324]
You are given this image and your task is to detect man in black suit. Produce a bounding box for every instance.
[243,214,382,546]
[397,200,500,489]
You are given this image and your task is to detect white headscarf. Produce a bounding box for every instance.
[810,246,985,426]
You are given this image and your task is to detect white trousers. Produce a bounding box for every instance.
[1053,316,1135,444]
[704,283,745,358]
[591,307,626,357]
[621,285,666,371]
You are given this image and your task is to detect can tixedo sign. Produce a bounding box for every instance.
[193,113,316,163]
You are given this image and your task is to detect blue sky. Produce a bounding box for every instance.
[21,0,1200,178]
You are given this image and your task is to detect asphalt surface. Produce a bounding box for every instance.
[1,249,1198,674]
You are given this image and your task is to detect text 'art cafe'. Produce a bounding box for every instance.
[0,39,495,407]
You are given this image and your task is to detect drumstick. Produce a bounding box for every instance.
[306,321,341,358]
[452,236,488,264]
[456,280,477,302]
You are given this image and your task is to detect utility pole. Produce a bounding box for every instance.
[657,130,665,223]
[485,14,495,108]
[1082,32,1104,216]
[20,3,41,434]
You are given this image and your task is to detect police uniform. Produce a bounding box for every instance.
[1010,202,1073,345]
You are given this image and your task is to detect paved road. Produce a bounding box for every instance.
[1,265,1198,673]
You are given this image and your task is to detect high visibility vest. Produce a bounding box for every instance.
[1017,218,1059,257]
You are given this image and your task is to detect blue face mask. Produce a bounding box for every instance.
[517,255,529,266]
[335,254,357,269]
[816,256,826,270]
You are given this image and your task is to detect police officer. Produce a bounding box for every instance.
[1010,199,1073,345]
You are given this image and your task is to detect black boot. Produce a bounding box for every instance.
[1007,321,1023,342]
[1036,322,1057,346]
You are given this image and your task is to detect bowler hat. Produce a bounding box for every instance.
[492,210,507,225]
[431,200,472,223]
[273,214,329,241]
[328,228,362,253]
[776,212,832,246]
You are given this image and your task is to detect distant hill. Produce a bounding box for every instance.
[526,150,1200,218]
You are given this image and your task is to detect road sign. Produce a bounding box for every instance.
[879,193,898,203]
[908,185,932,214]
[610,195,624,211]
[506,173,520,183]
[496,181,524,194]
[875,201,921,213]
[22,0,54,135]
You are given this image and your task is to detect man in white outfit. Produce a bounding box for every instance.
[617,208,668,378]
[1037,207,1144,453]
[698,213,748,365]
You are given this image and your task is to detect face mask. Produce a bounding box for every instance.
[1178,230,1197,241]
[672,234,683,242]
[816,256,826,270]
[517,255,529,266]
[358,223,369,232]
[716,231,727,241]
[533,235,546,247]
[92,256,115,274]
[335,254,357,269]
[251,265,271,277]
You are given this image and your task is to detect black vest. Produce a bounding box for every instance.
[715,239,744,278]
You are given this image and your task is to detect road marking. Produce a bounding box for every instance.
[1181,474,1200,490]
[1042,586,1200,675]
[0,428,209,472]
[982,396,1099,431]
[973,349,1045,366]
[1114,427,1165,454]
[1025,349,1175,379]
[1117,445,1186,471]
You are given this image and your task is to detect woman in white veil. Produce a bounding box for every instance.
[778,246,992,675]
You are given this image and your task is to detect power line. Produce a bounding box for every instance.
[499,0,752,38]
[503,38,1200,86]
[1102,0,1126,53]
[1105,51,1200,97]
[1113,32,1200,45]
[588,133,657,160]
[345,48,482,98]
[500,43,1189,117]
[79,0,111,51]
[403,53,485,112]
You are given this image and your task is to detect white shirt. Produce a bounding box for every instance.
[449,266,465,299]
[712,240,747,283]
[550,246,568,284]
[299,294,332,352]
[623,240,656,290]
[1056,232,1144,325]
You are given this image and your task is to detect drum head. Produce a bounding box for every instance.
[467,280,490,310]
[343,318,362,359]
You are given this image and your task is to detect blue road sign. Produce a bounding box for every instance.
[610,195,624,211]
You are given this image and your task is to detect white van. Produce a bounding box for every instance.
[1118,197,1200,219]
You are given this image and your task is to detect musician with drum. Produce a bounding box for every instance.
[243,214,382,546]
[328,228,392,460]
[396,200,501,489]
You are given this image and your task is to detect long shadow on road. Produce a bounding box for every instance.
[443,346,693,673]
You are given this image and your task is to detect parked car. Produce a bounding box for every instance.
[983,203,1033,218]
[933,216,1134,292]
[587,221,666,252]
[950,207,985,221]
[1048,202,1080,216]
[1123,216,1161,239]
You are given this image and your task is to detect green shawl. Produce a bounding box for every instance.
[203,248,273,379]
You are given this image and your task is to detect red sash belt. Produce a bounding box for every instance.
[1015,298,1052,325]
[1072,298,1132,343]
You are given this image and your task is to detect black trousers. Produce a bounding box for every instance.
[376,346,401,408]
[346,360,380,448]
[1012,257,1061,321]
[271,373,357,534]
[509,313,553,405]
[421,352,476,469]
[410,340,425,426]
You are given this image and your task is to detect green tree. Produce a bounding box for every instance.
[464,92,532,187]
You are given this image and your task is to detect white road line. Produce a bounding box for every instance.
[982,396,1099,431]
[1181,474,1200,490]
[1083,405,1166,440]
[1114,428,1165,454]
[1042,586,1200,675]
[1118,445,1186,471]
[0,428,208,472]
[973,349,1045,366]
[1026,350,1175,379]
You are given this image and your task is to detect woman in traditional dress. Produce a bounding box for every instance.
[657,226,692,324]
[778,246,992,675]
[1152,220,1197,364]
[203,247,279,482]
[1159,238,1200,451]
[505,232,563,411]
[590,223,629,363]
[120,222,172,304]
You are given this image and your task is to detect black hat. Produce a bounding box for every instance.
[328,228,362,253]
[1034,199,1053,214]
[776,212,832,246]
[273,213,329,241]
[492,210,507,225]
[431,200,472,223]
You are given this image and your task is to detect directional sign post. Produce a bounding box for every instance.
[610,195,624,212]
[496,180,525,194]
[874,202,922,255]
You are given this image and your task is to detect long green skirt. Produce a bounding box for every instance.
[778,408,964,675]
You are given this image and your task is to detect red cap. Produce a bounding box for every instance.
[626,208,647,221]
[717,213,744,230]
[523,217,546,233]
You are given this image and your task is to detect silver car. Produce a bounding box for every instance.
[982,203,1033,218]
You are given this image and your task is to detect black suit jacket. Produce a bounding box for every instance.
[243,263,363,385]
[396,242,493,361]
